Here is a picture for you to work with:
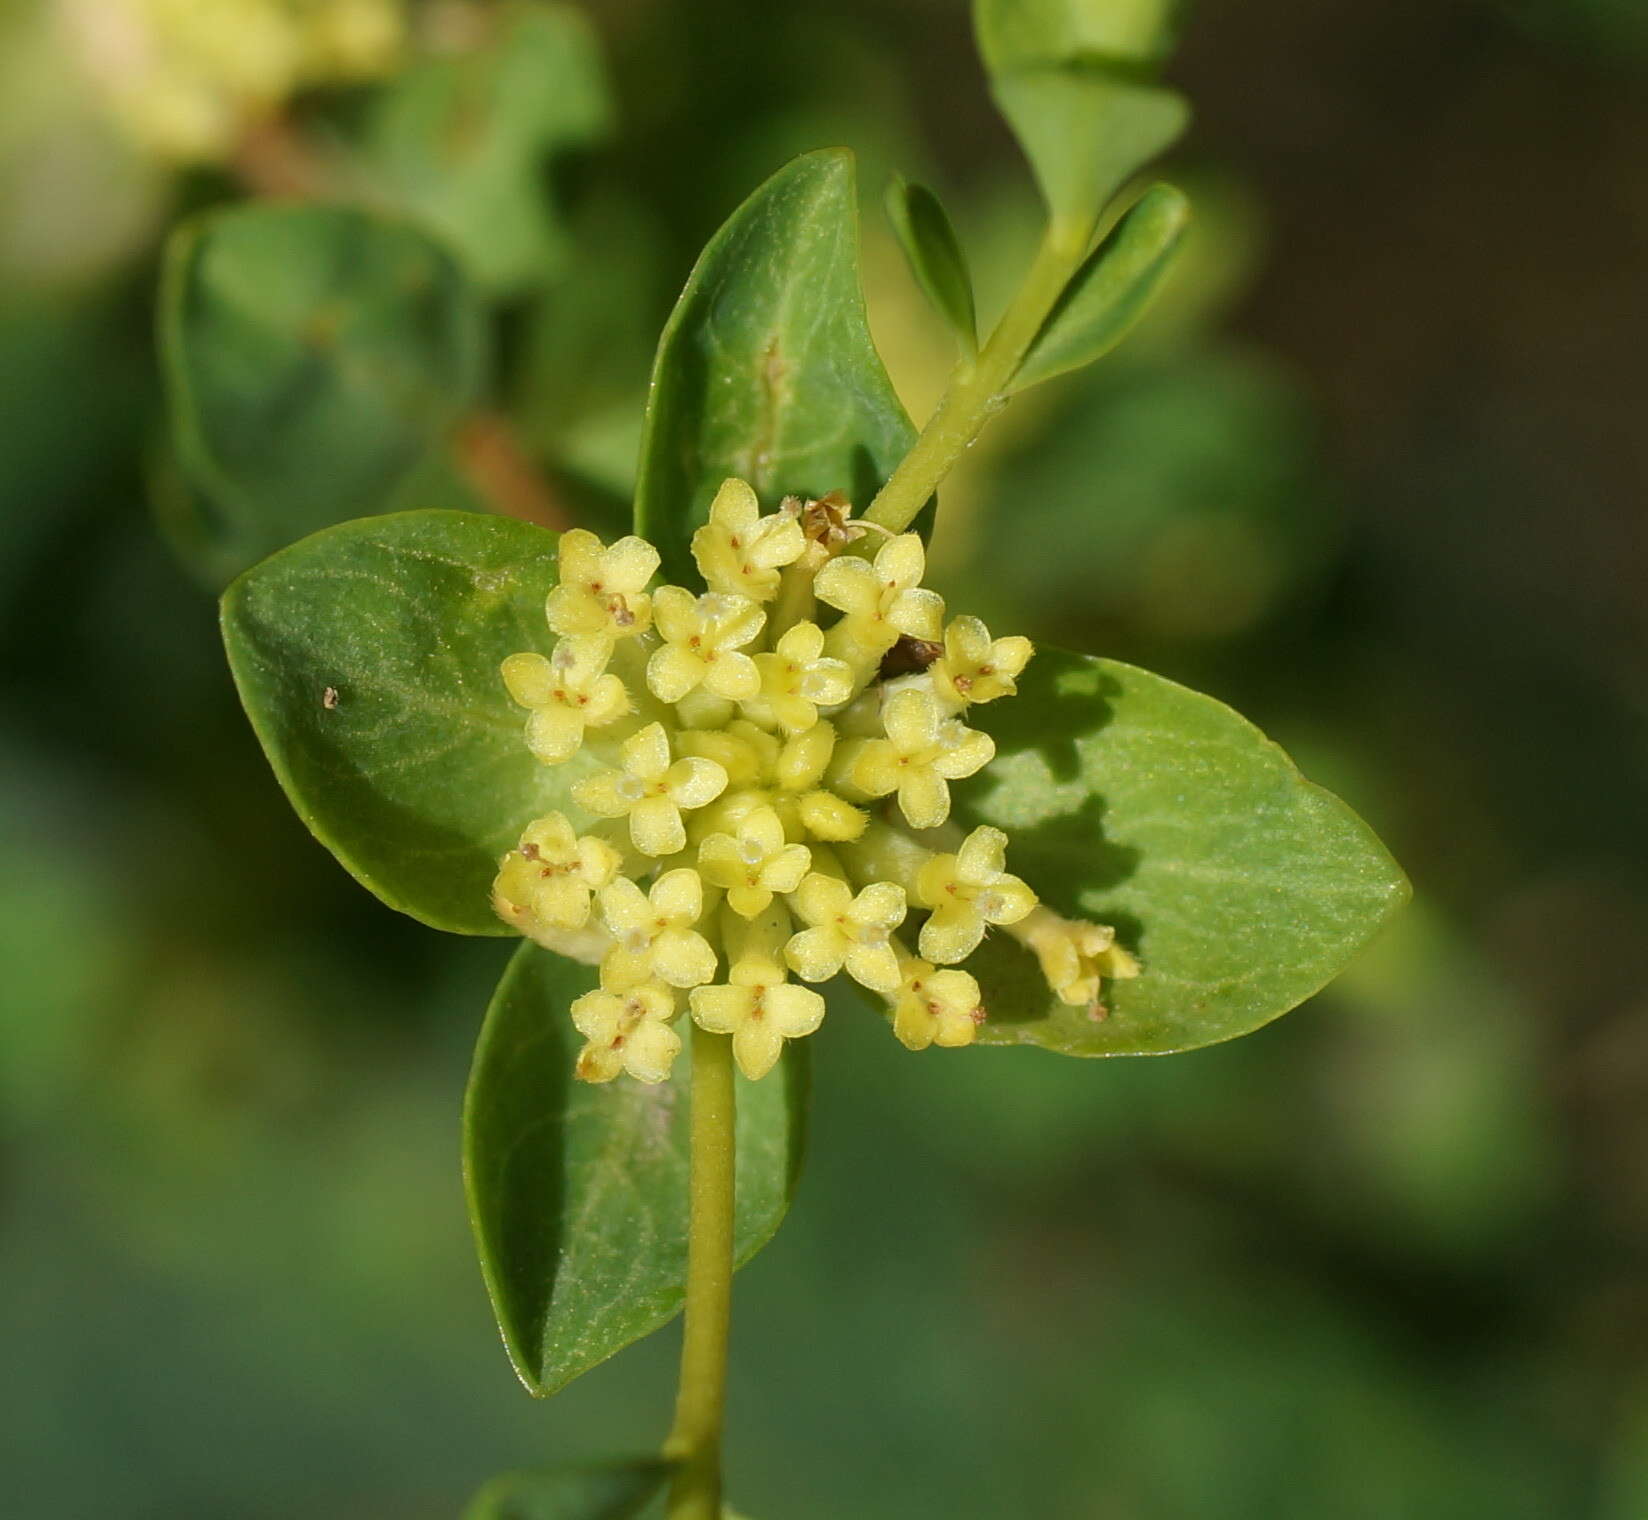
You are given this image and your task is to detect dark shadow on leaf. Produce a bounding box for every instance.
[959,652,1140,914]
[1006,790,1141,910]
[468,948,581,1380]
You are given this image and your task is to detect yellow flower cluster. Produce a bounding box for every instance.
[60,0,404,163]
[492,479,1136,1083]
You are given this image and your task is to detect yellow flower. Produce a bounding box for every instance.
[501,638,630,763]
[744,622,854,734]
[690,905,825,1079]
[571,983,682,1084]
[546,528,659,641]
[598,869,718,991]
[891,959,984,1050]
[698,806,812,918]
[487,477,1135,1074]
[690,478,806,600]
[690,973,825,1080]
[914,825,1037,962]
[784,873,906,993]
[814,533,944,658]
[1013,907,1141,1006]
[573,723,728,856]
[491,812,622,932]
[838,687,995,830]
[930,616,1034,709]
[647,588,766,704]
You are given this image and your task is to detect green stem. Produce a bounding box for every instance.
[862,221,1091,537]
[664,1025,738,1520]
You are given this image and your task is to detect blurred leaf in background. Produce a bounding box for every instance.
[364,2,611,295]
[2,0,1646,1516]
[159,203,488,586]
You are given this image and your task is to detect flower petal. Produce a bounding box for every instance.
[665,756,729,810]
[814,556,880,618]
[875,533,926,589]
[648,643,705,704]
[956,826,1008,883]
[623,1018,682,1083]
[630,796,686,857]
[765,983,826,1039]
[501,652,555,707]
[732,1018,785,1081]
[854,881,907,929]
[650,867,703,925]
[708,477,761,533]
[897,768,951,830]
[882,686,939,752]
[792,872,851,926]
[844,940,902,993]
[889,587,945,642]
[525,704,584,763]
[572,771,632,818]
[603,535,661,594]
[704,649,760,701]
[932,728,995,780]
[689,984,752,1034]
[764,843,813,895]
[785,925,845,982]
[622,722,672,781]
[652,927,717,988]
[918,903,985,964]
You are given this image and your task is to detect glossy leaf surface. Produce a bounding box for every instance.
[367,1,611,294]
[990,67,1188,234]
[1012,183,1191,391]
[885,177,977,351]
[463,1458,673,1520]
[160,204,485,579]
[222,511,572,935]
[957,648,1409,1054]
[465,943,808,1395]
[634,149,914,583]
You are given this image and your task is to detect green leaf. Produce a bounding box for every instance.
[465,943,808,1395]
[159,203,486,580]
[956,648,1409,1055]
[463,1458,673,1520]
[884,177,978,352]
[990,66,1188,235]
[634,149,915,584]
[366,1,611,294]
[1011,183,1190,391]
[976,0,1185,72]
[221,510,575,936]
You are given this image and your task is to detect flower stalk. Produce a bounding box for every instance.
[862,222,1092,537]
[663,1025,739,1520]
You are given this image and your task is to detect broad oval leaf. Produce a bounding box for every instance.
[465,943,808,1395]
[365,1,611,295]
[956,648,1409,1054]
[463,1457,673,1520]
[884,177,978,352]
[634,149,915,584]
[160,203,485,579]
[990,67,1189,235]
[1012,182,1191,392]
[221,510,578,936]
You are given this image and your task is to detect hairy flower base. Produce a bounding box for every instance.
[490,480,1136,1083]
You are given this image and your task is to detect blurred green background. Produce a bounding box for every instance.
[4,1,1646,1516]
